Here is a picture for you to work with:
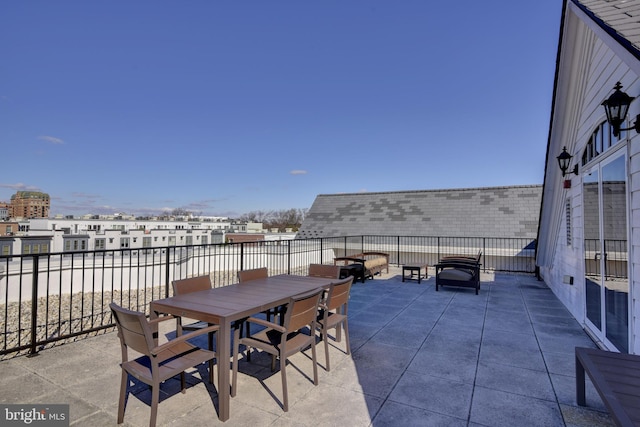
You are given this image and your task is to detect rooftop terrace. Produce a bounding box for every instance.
[0,267,614,426]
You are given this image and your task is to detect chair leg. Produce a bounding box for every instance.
[117,370,127,424]
[231,327,240,397]
[150,384,159,427]
[244,322,251,362]
[323,328,331,371]
[208,331,214,384]
[311,339,318,386]
[343,320,351,355]
[280,356,288,412]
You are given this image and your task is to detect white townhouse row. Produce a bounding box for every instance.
[0,217,295,256]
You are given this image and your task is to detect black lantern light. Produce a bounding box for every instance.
[557,146,578,177]
[602,82,640,137]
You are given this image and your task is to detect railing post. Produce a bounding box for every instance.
[397,236,401,266]
[240,243,244,271]
[28,255,39,357]
[437,236,441,261]
[482,238,486,272]
[287,240,291,274]
[164,247,171,298]
[320,238,323,264]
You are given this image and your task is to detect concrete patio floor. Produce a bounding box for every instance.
[0,268,615,426]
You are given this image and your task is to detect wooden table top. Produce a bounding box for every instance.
[151,274,331,323]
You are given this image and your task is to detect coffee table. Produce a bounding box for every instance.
[402,264,428,283]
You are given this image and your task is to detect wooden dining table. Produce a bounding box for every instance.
[150,274,333,422]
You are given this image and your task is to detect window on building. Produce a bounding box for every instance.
[186,236,193,246]
[143,237,152,248]
[582,121,623,165]
[168,236,176,246]
[65,240,71,251]
[120,238,130,248]
[40,243,48,253]
[1,245,10,255]
[95,238,105,250]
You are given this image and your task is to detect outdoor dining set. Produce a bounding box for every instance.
[109,263,353,426]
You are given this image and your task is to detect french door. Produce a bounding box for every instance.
[583,151,629,352]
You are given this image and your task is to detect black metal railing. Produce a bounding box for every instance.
[0,235,535,357]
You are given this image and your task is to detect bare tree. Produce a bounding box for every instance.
[236,209,307,231]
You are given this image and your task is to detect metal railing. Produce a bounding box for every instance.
[0,235,535,357]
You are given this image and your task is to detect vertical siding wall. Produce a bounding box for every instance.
[542,6,640,352]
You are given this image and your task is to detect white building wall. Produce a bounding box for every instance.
[539,3,640,353]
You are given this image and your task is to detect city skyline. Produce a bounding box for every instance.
[1,1,561,217]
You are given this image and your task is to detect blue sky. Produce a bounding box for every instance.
[1,1,561,218]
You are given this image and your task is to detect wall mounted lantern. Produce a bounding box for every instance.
[602,82,640,137]
[557,146,578,177]
[557,146,578,188]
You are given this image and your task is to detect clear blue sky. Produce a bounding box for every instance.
[1,1,562,218]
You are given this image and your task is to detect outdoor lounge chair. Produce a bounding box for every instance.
[231,288,323,412]
[110,302,218,427]
[317,276,354,371]
[440,251,482,264]
[435,258,481,295]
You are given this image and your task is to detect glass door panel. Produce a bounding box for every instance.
[601,155,628,352]
[583,170,601,329]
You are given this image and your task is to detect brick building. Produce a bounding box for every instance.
[9,191,50,219]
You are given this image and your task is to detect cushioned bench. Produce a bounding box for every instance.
[334,252,389,282]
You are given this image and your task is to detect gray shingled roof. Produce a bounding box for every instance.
[574,0,640,57]
[297,185,542,239]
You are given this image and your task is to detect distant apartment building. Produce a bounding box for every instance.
[0,202,8,220]
[10,191,50,219]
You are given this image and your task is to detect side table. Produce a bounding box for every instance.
[402,264,428,283]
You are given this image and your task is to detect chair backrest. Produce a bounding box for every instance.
[110,302,154,357]
[172,275,212,296]
[325,276,354,312]
[238,267,268,282]
[308,264,341,279]
[282,289,323,333]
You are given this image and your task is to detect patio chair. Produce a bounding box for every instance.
[171,275,216,386]
[317,276,354,371]
[435,259,481,295]
[237,267,269,283]
[238,267,277,347]
[231,288,323,412]
[110,302,218,427]
[308,263,341,279]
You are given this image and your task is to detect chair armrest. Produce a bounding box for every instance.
[435,261,481,271]
[151,323,220,356]
[245,316,287,333]
[148,314,175,326]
